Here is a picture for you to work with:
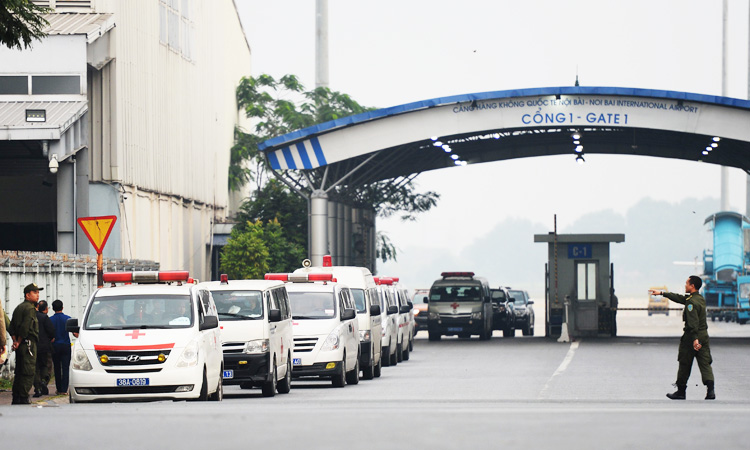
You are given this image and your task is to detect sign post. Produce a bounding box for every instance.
[77,216,117,288]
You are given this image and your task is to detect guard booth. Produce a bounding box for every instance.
[534,233,625,338]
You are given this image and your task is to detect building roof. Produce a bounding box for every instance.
[0,100,88,140]
[534,233,626,244]
[42,13,115,44]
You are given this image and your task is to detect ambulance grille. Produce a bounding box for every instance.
[95,349,172,366]
[222,342,246,354]
[293,337,318,352]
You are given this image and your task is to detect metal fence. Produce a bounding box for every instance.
[1,251,158,323]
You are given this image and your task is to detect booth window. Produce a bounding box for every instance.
[576,262,597,300]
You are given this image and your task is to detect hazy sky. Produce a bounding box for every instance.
[236,0,750,291]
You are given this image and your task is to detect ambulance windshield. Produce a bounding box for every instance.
[85,295,193,329]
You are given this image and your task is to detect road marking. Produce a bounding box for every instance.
[538,341,580,400]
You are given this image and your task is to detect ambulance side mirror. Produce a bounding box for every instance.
[200,315,219,330]
[369,304,381,316]
[341,308,356,321]
[268,309,282,322]
[66,318,80,334]
[387,305,398,315]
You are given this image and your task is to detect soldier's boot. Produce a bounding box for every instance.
[705,381,715,400]
[666,384,686,400]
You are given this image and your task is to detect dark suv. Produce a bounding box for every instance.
[507,289,534,336]
[490,287,515,337]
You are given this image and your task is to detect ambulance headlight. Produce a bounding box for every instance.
[429,311,439,320]
[359,330,370,342]
[471,312,483,320]
[72,346,92,371]
[243,339,269,354]
[176,340,200,368]
[321,329,341,351]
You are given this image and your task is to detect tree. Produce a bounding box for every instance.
[0,0,49,50]
[232,74,441,263]
[220,220,269,279]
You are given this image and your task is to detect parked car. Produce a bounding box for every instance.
[507,288,535,336]
[490,287,516,337]
[411,289,429,333]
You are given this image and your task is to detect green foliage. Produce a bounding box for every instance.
[376,231,397,263]
[0,0,49,50]
[263,218,306,273]
[235,179,307,246]
[354,180,440,222]
[220,220,269,279]
[233,74,374,190]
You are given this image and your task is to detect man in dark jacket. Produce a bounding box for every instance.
[9,283,42,404]
[650,275,715,400]
[33,300,55,397]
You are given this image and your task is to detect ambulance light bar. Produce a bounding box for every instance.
[377,277,394,286]
[265,273,335,283]
[102,271,190,285]
[323,255,333,267]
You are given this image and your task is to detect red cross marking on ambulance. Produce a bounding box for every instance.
[125,330,146,339]
[451,302,459,309]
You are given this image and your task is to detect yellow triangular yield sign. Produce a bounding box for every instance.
[77,216,117,253]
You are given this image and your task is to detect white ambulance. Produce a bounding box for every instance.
[200,275,293,397]
[267,272,361,387]
[379,277,411,362]
[66,271,223,403]
[292,256,382,379]
[375,279,399,366]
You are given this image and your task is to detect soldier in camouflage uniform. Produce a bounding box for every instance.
[651,275,715,400]
[8,283,42,405]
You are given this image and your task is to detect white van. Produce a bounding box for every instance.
[293,257,382,379]
[200,276,293,397]
[269,272,361,387]
[67,271,223,403]
[392,278,415,355]
[380,278,411,362]
[375,281,399,366]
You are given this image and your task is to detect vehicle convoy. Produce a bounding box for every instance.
[269,272,361,387]
[201,276,293,397]
[378,277,412,361]
[392,277,415,353]
[507,289,534,336]
[490,287,516,337]
[427,272,493,341]
[375,279,399,366]
[702,212,750,323]
[67,271,223,403]
[293,256,382,379]
[647,286,669,316]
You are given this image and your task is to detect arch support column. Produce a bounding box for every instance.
[311,190,328,267]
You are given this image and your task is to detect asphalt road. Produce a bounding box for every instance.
[2,312,750,450]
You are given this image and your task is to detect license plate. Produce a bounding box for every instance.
[447,327,463,332]
[117,378,149,387]
[223,370,234,379]
[293,358,302,366]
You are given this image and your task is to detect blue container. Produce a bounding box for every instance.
[705,212,748,282]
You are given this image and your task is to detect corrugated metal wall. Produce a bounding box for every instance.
[81,0,252,279]
[89,0,250,207]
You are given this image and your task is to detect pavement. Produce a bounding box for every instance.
[0,379,69,406]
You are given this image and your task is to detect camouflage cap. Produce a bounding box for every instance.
[23,283,44,294]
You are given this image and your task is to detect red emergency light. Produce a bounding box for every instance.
[308,273,334,282]
[373,277,380,284]
[392,277,400,283]
[102,271,190,285]
[323,255,333,267]
[378,277,394,286]
[441,272,475,278]
[220,274,229,284]
[265,273,289,281]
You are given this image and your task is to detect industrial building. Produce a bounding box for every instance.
[0,0,251,303]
